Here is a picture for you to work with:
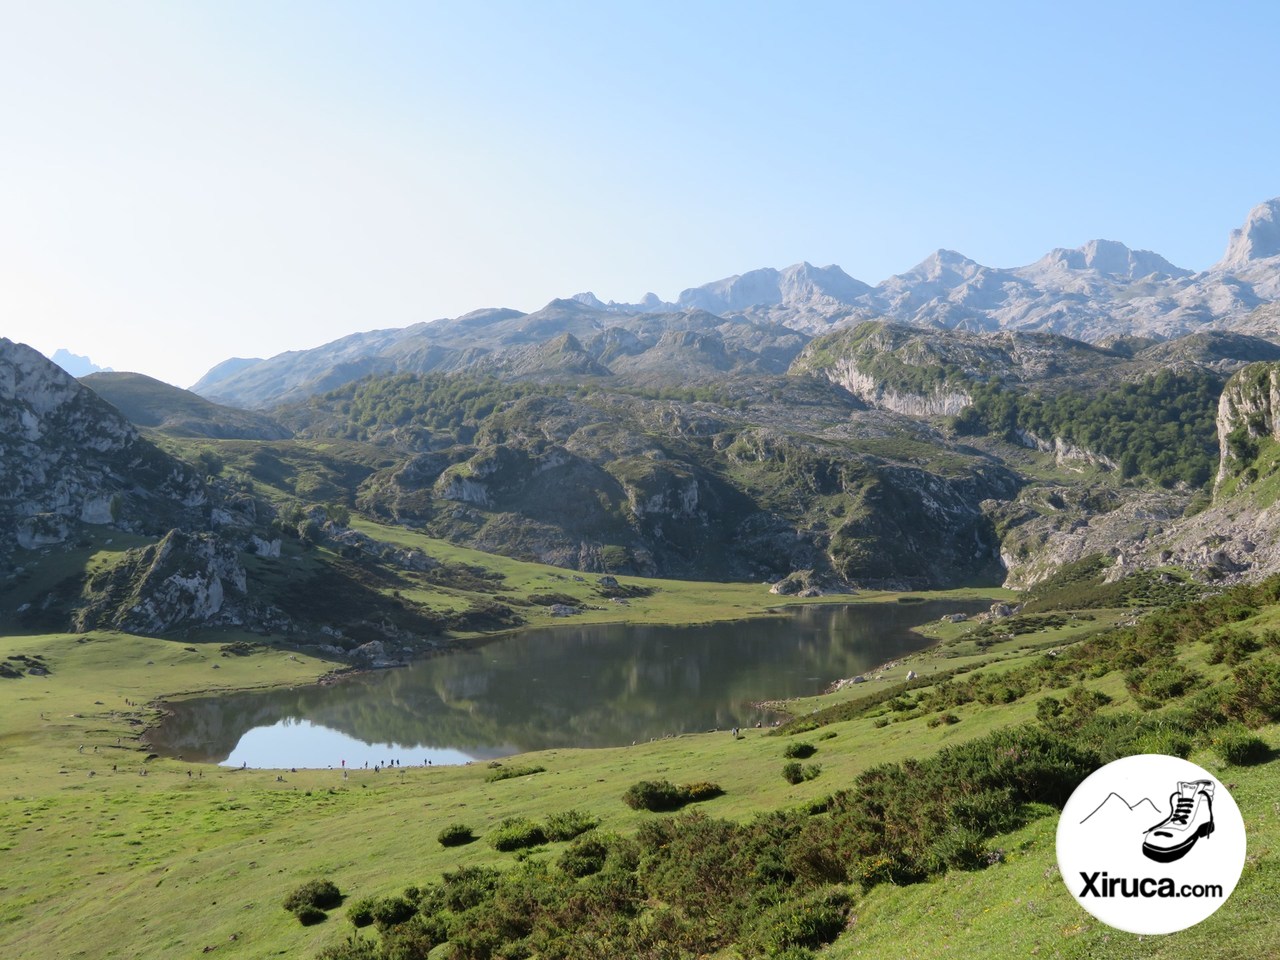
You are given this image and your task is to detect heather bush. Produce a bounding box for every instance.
[487,816,546,852]
[436,823,475,847]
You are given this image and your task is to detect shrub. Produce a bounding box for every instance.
[346,897,377,928]
[1130,728,1193,758]
[370,895,415,927]
[1228,657,1280,725]
[927,713,960,728]
[381,914,443,958]
[295,905,328,926]
[283,878,342,913]
[557,834,610,877]
[1213,724,1271,766]
[543,809,599,842]
[622,779,722,811]
[437,823,475,847]
[682,781,724,802]
[317,933,380,960]
[774,718,818,736]
[782,762,821,785]
[488,816,546,851]
[433,866,501,912]
[622,780,687,812]
[744,886,853,955]
[485,764,546,783]
[783,742,817,759]
[1125,662,1202,709]
[1208,628,1260,665]
[797,794,832,816]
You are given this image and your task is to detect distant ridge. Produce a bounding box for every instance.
[49,348,111,377]
[193,197,1280,409]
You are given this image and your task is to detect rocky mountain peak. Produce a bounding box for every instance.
[1217,198,1280,270]
[1025,239,1190,282]
[898,249,985,285]
[50,348,112,377]
[2,338,99,417]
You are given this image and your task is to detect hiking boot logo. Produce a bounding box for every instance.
[1057,755,1246,936]
[1142,780,1214,863]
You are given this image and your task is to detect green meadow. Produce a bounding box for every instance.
[2,542,1278,960]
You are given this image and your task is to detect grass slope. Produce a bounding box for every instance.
[2,562,1278,959]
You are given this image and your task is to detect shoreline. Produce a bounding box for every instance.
[140,593,1003,767]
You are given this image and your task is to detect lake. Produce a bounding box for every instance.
[148,599,981,768]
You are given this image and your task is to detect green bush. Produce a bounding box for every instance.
[927,713,960,728]
[317,933,380,960]
[783,742,817,759]
[682,781,724,803]
[345,897,377,928]
[283,878,342,913]
[370,895,415,927]
[744,886,853,955]
[557,834,611,877]
[1130,728,1194,758]
[622,779,723,811]
[295,905,328,926]
[380,914,443,957]
[622,780,685,812]
[543,808,599,842]
[437,823,475,847]
[488,816,547,851]
[485,764,546,783]
[1213,724,1271,766]
[1208,628,1260,665]
[782,762,821,785]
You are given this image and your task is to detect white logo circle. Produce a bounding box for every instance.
[1056,754,1246,934]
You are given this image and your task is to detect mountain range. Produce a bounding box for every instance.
[190,199,1280,409]
[11,197,1280,645]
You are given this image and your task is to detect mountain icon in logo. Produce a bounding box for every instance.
[1079,792,1161,826]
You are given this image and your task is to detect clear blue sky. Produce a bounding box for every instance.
[3,0,1278,387]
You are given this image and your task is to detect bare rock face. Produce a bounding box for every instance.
[0,338,206,557]
[1216,199,1280,272]
[1215,362,1280,489]
[74,530,250,635]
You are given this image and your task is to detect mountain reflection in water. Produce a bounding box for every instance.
[150,600,983,767]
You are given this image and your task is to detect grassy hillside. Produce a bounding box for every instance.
[2,562,1278,960]
[80,372,290,440]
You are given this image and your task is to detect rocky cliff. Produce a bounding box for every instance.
[997,361,1280,588]
[0,338,207,558]
[1215,362,1280,489]
[72,530,251,634]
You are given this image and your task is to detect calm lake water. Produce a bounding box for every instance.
[149,600,981,768]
